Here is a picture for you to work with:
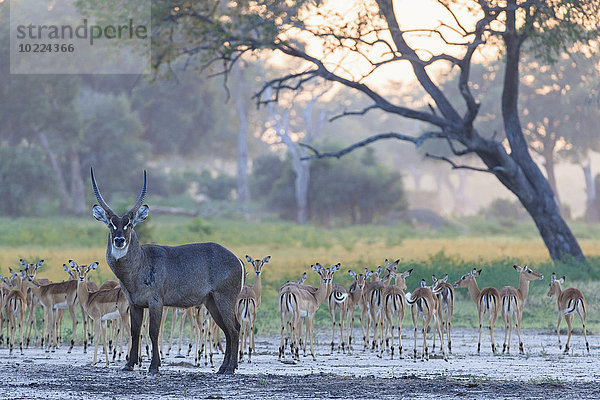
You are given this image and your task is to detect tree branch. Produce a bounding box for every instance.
[424,153,497,174]
[299,131,446,160]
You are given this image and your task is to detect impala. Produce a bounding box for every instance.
[547,273,589,354]
[345,270,369,351]
[383,266,412,359]
[279,263,338,361]
[19,259,45,348]
[499,265,543,354]
[90,169,243,374]
[364,262,394,353]
[431,274,454,353]
[5,275,27,355]
[69,260,131,366]
[408,279,446,361]
[328,280,349,353]
[454,269,500,354]
[237,255,270,362]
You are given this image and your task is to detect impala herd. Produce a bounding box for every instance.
[0,256,591,369]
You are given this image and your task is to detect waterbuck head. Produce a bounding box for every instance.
[91,168,149,259]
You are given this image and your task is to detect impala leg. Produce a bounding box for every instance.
[340,308,346,353]
[490,312,498,354]
[412,307,418,360]
[68,305,78,354]
[477,311,483,354]
[516,313,524,354]
[501,309,508,354]
[249,316,255,362]
[167,308,177,356]
[577,307,589,353]
[564,314,573,354]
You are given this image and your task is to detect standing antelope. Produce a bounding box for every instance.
[345,270,369,351]
[407,279,446,361]
[279,264,338,361]
[90,169,243,374]
[499,265,543,354]
[0,274,6,347]
[547,273,589,354]
[328,281,349,353]
[20,259,45,348]
[69,260,131,366]
[383,266,412,359]
[5,275,27,355]
[364,262,394,353]
[237,255,270,362]
[431,274,454,353]
[454,269,500,354]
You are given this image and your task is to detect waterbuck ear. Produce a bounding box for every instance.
[132,205,149,226]
[93,205,110,226]
[261,256,271,265]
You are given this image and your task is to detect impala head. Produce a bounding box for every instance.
[363,268,374,281]
[245,255,271,277]
[91,168,149,259]
[547,273,565,297]
[513,264,544,281]
[454,268,481,288]
[431,273,448,291]
[394,268,413,291]
[349,270,368,290]
[68,260,99,282]
[312,263,339,285]
[20,259,44,278]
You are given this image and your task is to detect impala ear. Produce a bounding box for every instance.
[559,276,565,284]
[20,259,28,267]
[132,205,149,226]
[246,255,254,263]
[261,256,271,265]
[513,264,522,271]
[93,205,110,226]
[442,274,448,282]
[348,271,357,279]
[401,269,413,279]
[36,260,44,269]
[89,262,98,270]
[432,275,438,283]
[64,264,74,277]
[69,260,78,269]
[365,271,373,278]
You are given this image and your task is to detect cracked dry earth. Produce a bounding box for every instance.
[1,329,599,399]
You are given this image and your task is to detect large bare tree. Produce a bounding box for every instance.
[152,0,599,261]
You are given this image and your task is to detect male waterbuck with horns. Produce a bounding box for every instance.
[90,169,243,374]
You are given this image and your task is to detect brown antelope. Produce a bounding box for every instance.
[19,259,45,348]
[365,262,394,353]
[237,255,270,362]
[454,269,500,354]
[359,267,380,350]
[499,265,544,354]
[345,270,369,351]
[279,264,338,361]
[5,272,27,355]
[547,273,589,354]
[383,266,412,359]
[328,281,349,353]
[407,279,446,361]
[431,274,454,353]
[91,169,243,374]
[69,260,131,366]
[0,274,7,347]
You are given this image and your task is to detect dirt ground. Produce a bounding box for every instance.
[1,328,598,399]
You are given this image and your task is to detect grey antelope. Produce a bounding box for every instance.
[344,270,369,351]
[547,273,589,354]
[499,265,543,354]
[279,264,338,361]
[431,274,454,353]
[237,255,270,362]
[407,279,447,361]
[382,266,412,359]
[454,269,500,354]
[91,168,243,374]
[69,260,131,366]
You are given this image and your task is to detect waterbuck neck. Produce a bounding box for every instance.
[466,278,481,304]
[106,230,144,290]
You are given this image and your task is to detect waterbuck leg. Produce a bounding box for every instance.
[123,305,143,371]
[148,302,164,373]
[205,293,239,374]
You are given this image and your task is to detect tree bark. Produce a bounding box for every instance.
[38,132,71,215]
[582,159,598,222]
[233,63,251,213]
[69,146,86,215]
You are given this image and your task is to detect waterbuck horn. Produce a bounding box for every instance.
[127,170,147,216]
[90,168,115,215]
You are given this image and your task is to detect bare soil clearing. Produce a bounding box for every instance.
[1,329,598,399]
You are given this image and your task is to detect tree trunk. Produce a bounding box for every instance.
[69,147,86,215]
[38,132,71,214]
[233,63,250,213]
[294,160,310,224]
[582,159,598,222]
[495,17,584,261]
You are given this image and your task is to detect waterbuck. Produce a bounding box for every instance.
[90,169,243,374]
